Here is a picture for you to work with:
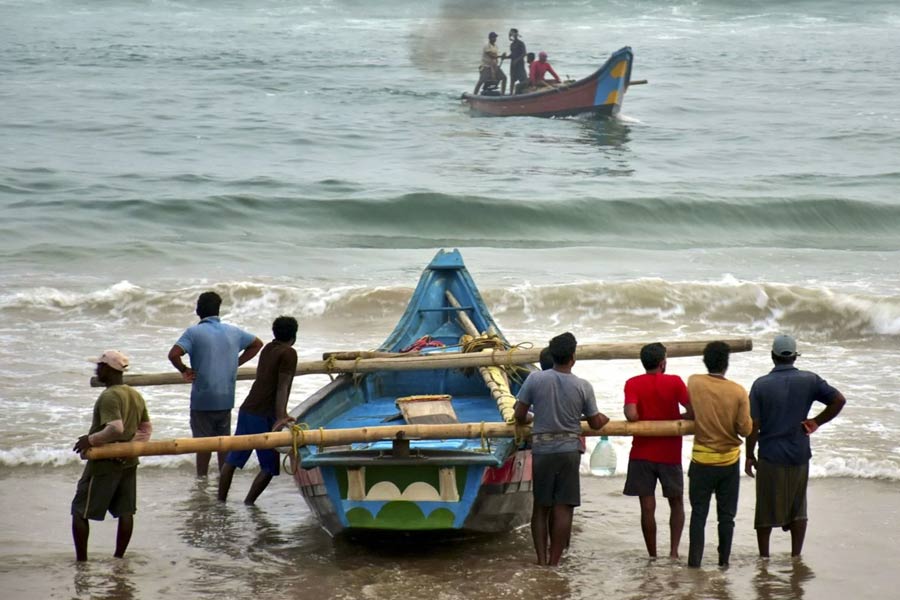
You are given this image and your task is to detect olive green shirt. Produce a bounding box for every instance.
[87,385,150,474]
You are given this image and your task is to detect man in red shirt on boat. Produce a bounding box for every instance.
[529,51,561,89]
[623,342,693,559]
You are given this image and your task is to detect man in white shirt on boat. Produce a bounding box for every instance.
[473,31,507,95]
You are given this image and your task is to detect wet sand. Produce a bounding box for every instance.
[1,466,897,600]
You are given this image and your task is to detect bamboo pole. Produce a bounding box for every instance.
[445,290,517,423]
[93,338,752,387]
[82,419,694,460]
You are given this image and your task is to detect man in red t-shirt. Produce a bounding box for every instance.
[529,51,561,88]
[623,342,693,558]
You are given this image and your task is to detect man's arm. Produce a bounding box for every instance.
[624,403,639,422]
[586,411,610,431]
[548,65,561,82]
[744,419,760,477]
[272,373,295,431]
[802,390,846,434]
[513,401,532,425]
[73,420,126,454]
[133,420,153,443]
[682,403,695,420]
[238,337,264,366]
[736,392,753,437]
[168,345,195,382]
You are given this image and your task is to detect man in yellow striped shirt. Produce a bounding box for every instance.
[686,341,753,568]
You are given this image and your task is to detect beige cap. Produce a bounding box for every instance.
[90,350,130,372]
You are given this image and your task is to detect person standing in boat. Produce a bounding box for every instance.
[685,341,752,568]
[168,291,263,478]
[505,28,527,95]
[623,342,693,559]
[473,31,506,95]
[71,350,152,561]
[516,52,537,94]
[745,335,846,558]
[530,51,561,89]
[218,316,298,505]
[514,332,609,566]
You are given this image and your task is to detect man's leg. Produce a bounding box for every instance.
[531,501,551,565]
[244,471,274,505]
[715,463,740,566]
[639,495,657,557]
[756,526,772,557]
[114,514,133,558]
[548,504,574,566]
[72,515,89,562]
[215,451,227,473]
[789,519,807,557]
[218,463,237,501]
[196,452,212,477]
[687,463,713,567]
[668,495,684,559]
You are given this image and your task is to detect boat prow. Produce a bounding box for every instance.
[289,249,534,536]
[462,46,634,118]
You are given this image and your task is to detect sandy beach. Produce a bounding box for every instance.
[2,466,896,600]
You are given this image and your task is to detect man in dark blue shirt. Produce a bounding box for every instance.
[745,335,846,558]
[506,28,527,95]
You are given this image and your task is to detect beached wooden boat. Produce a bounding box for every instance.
[461,46,635,118]
[288,249,534,536]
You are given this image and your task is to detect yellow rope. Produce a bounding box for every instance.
[285,423,311,474]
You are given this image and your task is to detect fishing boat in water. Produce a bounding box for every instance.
[288,249,533,536]
[461,46,638,118]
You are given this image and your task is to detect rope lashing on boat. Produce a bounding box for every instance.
[322,355,338,382]
[459,333,519,424]
[285,422,312,473]
[477,421,491,453]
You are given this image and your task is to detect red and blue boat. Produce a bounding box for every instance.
[462,46,635,118]
[289,250,533,536]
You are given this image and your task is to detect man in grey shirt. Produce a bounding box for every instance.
[515,332,609,566]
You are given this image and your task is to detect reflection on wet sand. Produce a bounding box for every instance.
[73,559,138,600]
[753,557,815,600]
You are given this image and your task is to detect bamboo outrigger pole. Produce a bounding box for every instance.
[82,419,695,461]
[90,338,753,387]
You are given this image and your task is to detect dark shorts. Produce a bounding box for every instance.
[225,411,280,476]
[71,465,137,521]
[511,62,527,83]
[532,451,581,507]
[478,65,507,84]
[623,459,684,498]
[754,458,808,528]
[190,409,231,438]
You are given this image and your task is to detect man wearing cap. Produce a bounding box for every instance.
[168,291,263,477]
[745,334,846,557]
[71,350,152,561]
[514,332,609,566]
[505,28,527,95]
[474,31,507,95]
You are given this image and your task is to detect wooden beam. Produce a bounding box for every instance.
[82,419,695,460]
[91,338,753,387]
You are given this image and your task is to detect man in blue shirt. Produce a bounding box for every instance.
[745,334,845,558]
[168,291,263,477]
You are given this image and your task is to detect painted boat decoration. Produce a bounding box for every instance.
[288,249,533,536]
[461,46,634,118]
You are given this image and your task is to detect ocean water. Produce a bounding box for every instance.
[1,0,899,596]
